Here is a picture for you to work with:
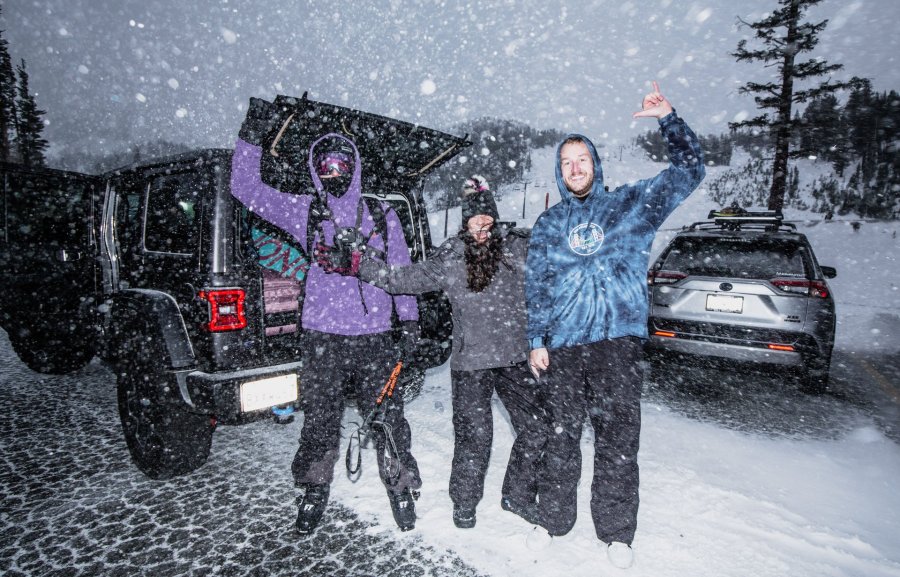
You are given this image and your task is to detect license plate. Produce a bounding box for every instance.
[706,293,744,313]
[240,374,298,413]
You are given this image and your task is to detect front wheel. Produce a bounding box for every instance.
[8,323,96,375]
[117,330,213,479]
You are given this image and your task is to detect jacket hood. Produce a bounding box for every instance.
[307,132,363,227]
[555,133,605,203]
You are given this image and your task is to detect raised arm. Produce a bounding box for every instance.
[630,81,706,228]
[231,139,312,249]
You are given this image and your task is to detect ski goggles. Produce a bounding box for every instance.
[316,151,353,177]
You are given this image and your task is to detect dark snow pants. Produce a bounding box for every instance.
[449,363,548,513]
[540,337,644,544]
[291,331,421,494]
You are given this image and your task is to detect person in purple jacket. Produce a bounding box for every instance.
[231,131,422,534]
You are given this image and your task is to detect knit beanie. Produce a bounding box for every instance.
[461,175,499,224]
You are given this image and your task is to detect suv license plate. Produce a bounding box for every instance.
[240,374,298,413]
[706,293,744,314]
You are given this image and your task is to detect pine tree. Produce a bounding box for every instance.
[0,7,19,162]
[844,79,875,158]
[14,58,48,167]
[730,0,860,212]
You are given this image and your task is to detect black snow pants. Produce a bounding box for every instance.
[539,337,644,543]
[291,331,421,494]
[449,362,548,513]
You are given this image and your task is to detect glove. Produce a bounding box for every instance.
[463,174,490,195]
[314,242,361,276]
[398,321,420,363]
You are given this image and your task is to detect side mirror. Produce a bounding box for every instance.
[821,265,837,279]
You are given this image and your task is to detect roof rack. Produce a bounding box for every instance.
[683,206,795,232]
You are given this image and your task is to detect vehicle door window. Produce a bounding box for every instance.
[368,194,420,260]
[3,171,90,246]
[144,172,205,255]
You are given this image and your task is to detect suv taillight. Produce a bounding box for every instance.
[198,289,247,332]
[648,270,687,286]
[770,278,830,299]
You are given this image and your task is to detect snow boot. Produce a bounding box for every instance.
[607,541,634,569]
[453,504,476,529]
[525,526,553,551]
[500,495,540,526]
[387,487,418,531]
[295,484,330,535]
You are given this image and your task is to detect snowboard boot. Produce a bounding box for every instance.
[387,487,418,531]
[295,484,330,535]
[452,504,476,529]
[607,541,634,569]
[500,495,540,526]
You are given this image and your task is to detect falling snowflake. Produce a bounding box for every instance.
[420,79,436,95]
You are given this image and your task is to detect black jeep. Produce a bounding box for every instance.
[0,94,468,479]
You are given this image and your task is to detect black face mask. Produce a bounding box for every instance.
[320,175,352,198]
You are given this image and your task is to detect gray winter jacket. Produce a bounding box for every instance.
[359,229,529,371]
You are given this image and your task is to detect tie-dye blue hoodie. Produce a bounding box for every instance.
[525,112,705,350]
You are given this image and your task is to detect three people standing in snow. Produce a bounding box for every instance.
[231,80,705,570]
[525,81,705,568]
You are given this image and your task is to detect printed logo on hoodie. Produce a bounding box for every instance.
[568,222,605,256]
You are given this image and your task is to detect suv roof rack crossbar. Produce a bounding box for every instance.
[684,220,797,232]
[688,206,791,231]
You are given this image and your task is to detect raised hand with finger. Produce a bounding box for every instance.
[632,80,673,120]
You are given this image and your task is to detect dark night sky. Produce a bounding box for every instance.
[4,0,899,158]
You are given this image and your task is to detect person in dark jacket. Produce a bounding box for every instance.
[318,176,553,532]
[525,81,706,568]
[230,132,422,534]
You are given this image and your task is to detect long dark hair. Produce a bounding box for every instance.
[460,228,506,293]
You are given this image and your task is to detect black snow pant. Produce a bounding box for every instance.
[540,337,644,544]
[291,331,421,495]
[449,363,548,514]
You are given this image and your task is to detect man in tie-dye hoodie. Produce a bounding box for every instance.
[525,82,705,568]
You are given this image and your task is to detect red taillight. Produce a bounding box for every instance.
[771,278,829,299]
[198,289,247,332]
[648,270,687,286]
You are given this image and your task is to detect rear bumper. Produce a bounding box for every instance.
[646,316,832,370]
[182,361,302,424]
[645,335,804,368]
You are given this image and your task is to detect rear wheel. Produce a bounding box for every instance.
[800,369,829,395]
[116,326,213,479]
[800,356,832,395]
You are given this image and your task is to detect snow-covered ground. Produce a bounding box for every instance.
[386,144,900,576]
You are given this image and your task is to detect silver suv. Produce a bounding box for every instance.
[645,208,837,393]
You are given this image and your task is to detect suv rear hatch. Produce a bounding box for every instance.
[648,234,820,346]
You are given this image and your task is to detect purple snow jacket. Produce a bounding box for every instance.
[230,133,418,336]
